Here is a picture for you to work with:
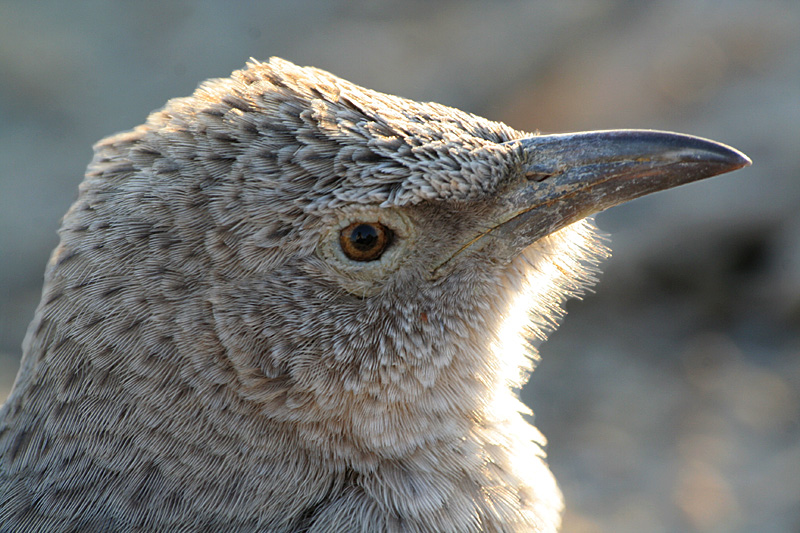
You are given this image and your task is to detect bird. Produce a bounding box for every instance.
[0,57,749,532]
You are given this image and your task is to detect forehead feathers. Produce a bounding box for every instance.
[143,57,523,214]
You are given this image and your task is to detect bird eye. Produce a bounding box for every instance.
[339,222,392,262]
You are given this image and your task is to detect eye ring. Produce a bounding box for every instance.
[339,222,392,262]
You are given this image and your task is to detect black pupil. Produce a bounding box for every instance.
[350,224,379,251]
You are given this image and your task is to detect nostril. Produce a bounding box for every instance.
[525,171,554,182]
[524,163,559,182]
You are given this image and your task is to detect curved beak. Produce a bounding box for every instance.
[495,129,749,254]
[433,129,750,276]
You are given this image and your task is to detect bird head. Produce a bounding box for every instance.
[46,58,749,465]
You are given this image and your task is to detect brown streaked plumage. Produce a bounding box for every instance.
[0,58,749,532]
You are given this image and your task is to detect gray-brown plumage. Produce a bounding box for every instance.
[0,58,749,532]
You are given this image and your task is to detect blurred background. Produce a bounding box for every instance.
[1,1,798,531]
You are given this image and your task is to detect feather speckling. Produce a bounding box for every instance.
[0,57,615,532]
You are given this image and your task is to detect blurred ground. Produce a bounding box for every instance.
[1,1,798,532]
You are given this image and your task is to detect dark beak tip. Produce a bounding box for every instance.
[733,150,753,170]
[702,144,752,180]
[630,131,752,176]
[706,141,752,171]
